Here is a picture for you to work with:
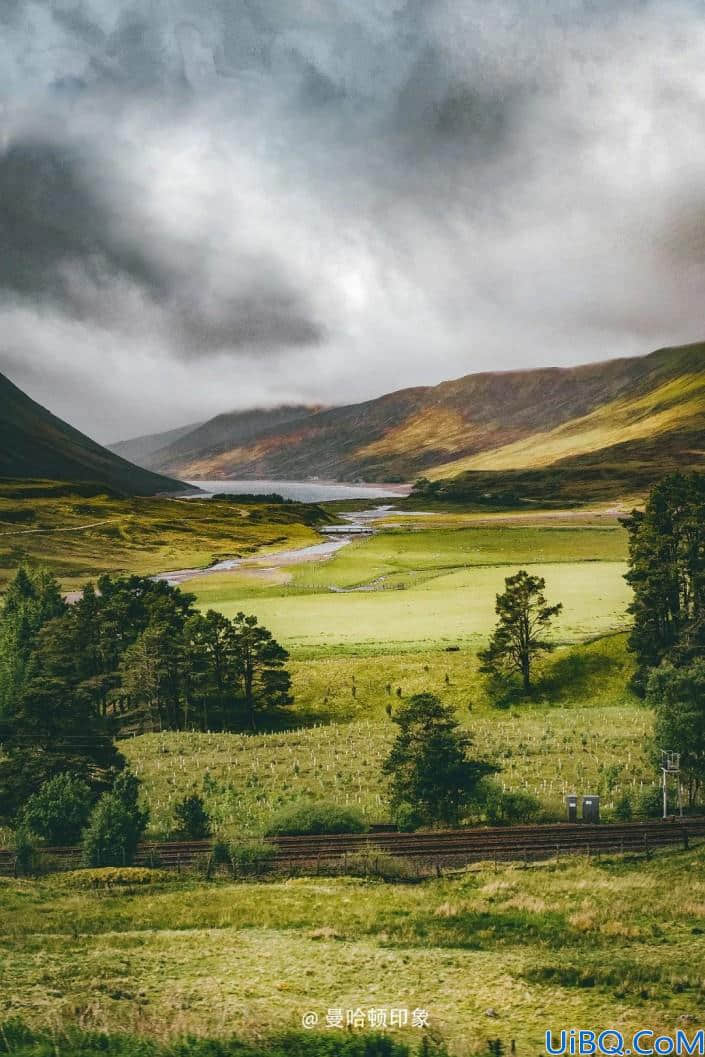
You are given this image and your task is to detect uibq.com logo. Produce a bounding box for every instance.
[546,1029,705,1056]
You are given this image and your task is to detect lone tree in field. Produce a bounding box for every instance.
[479,570,562,693]
[382,692,496,827]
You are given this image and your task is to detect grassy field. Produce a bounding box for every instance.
[0,491,325,590]
[2,846,704,1051]
[203,561,628,651]
[1,492,679,1055]
[120,634,647,838]
[186,519,630,653]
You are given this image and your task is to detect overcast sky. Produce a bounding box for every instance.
[2,0,705,442]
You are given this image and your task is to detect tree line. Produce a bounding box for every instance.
[0,567,292,817]
[623,472,705,806]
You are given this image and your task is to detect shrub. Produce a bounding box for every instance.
[614,795,633,821]
[20,773,92,845]
[264,801,368,837]
[482,782,542,825]
[341,846,416,882]
[12,827,40,877]
[81,770,148,868]
[205,838,234,879]
[393,801,425,833]
[172,793,211,840]
[230,840,276,877]
[637,786,663,820]
[57,867,172,889]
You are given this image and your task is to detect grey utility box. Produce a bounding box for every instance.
[565,795,578,823]
[582,795,600,823]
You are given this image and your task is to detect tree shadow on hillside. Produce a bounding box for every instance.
[486,640,627,709]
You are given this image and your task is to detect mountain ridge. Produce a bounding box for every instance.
[113,342,705,494]
[0,371,191,496]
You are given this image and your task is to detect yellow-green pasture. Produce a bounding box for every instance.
[3,847,704,1050]
[191,559,630,653]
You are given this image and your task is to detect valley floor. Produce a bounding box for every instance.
[3,491,674,1055]
[125,637,647,837]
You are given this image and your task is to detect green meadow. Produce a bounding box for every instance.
[3,846,705,1051]
[120,635,643,838]
[186,520,630,652]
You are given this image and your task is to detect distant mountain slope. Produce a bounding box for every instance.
[146,405,323,477]
[108,421,204,465]
[130,342,705,492]
[428,345,705,479]
[0,371,191,495]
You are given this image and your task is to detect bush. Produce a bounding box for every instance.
[56,867,171,889]
[230,840,276,877]
[81,770,148,868]
[341,846,416,882]
[264,801,368,837]
[637,786,663,820]
[393,801,425,833]
[172,794,211,840]
[482,783,542,825]
[614,795,633,821]
[20,773,92,845]
[12,827,40,877]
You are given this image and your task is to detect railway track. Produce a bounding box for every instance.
[1,818,703,876]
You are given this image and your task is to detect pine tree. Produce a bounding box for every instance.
[479,570,562,693]
[623,472,705,691]
[230,612,292,730]
[382,692,496,827]
[0,566,66,714]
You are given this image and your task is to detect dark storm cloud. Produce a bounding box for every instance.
[1,0,705,439]
[0,139,323,356]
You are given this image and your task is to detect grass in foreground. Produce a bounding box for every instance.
[0,1022,427,1057]
[2,846,704,1050]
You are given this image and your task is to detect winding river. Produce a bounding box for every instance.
[154,505,397,587]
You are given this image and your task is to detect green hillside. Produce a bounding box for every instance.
[0,371,191,496]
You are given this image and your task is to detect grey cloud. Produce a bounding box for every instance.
[1,0,705,440]
[0,138,323,357]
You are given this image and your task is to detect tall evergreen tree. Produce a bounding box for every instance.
[0,566,66,714]
[647,660,705,807]
[623,472,705,691]
[479,570,562,693]
[380,689,496,828]
[230,612,292,730]
[382,693,496,827]
[0,633,124,818]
